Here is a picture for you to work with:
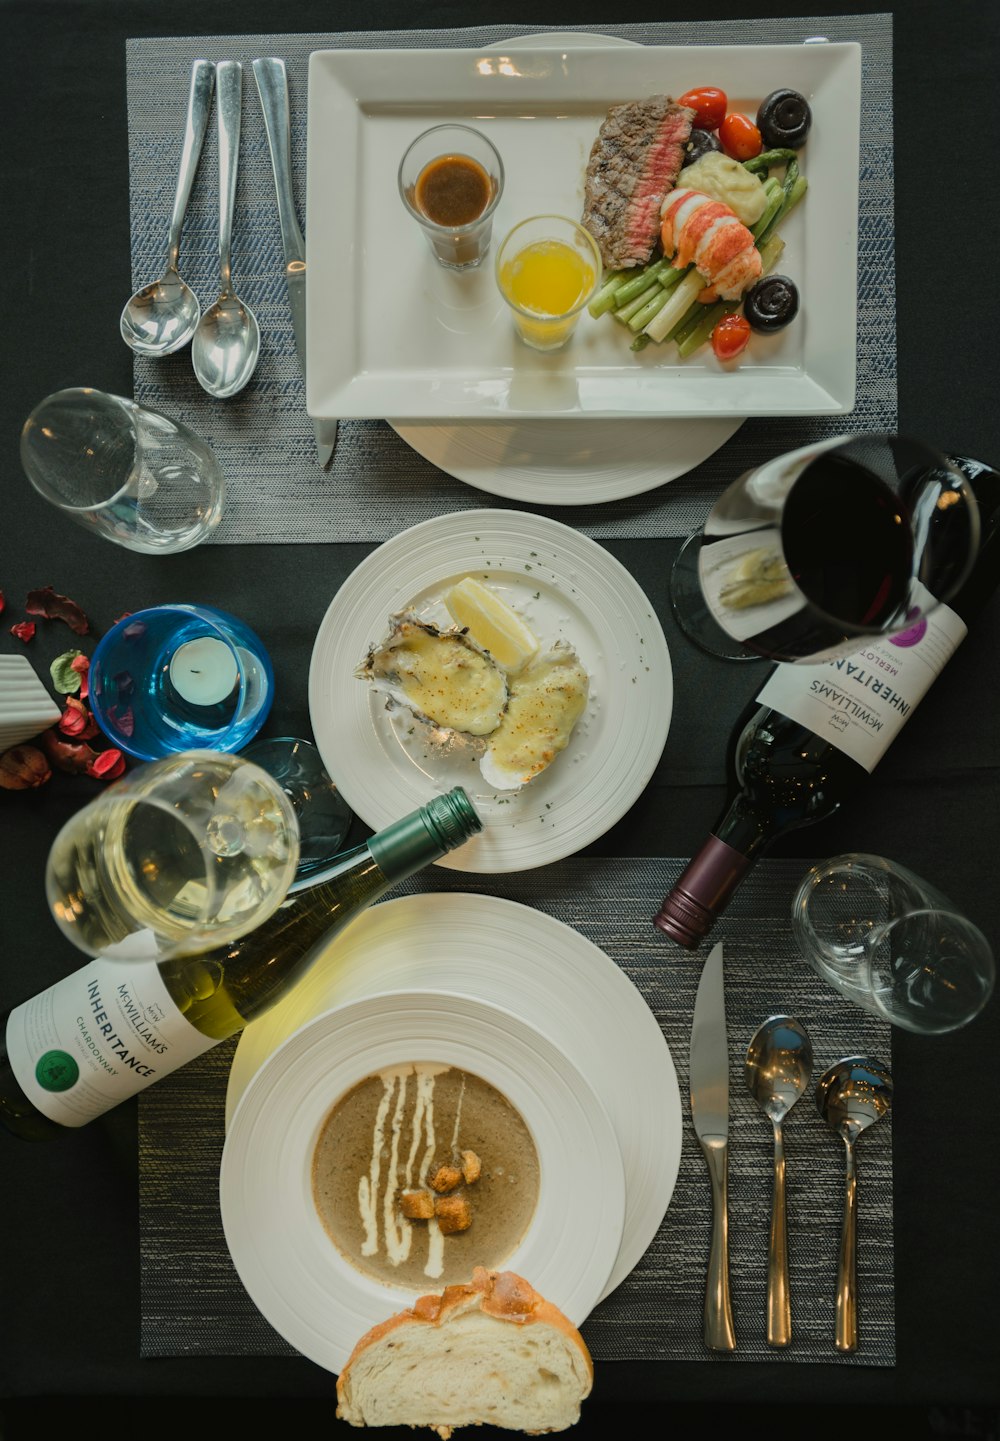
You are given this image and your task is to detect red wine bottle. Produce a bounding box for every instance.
[654,455,1000,949]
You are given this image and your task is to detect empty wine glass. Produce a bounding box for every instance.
[45,751,300,961]
[20,388,224,554]
[669,434,979,663]
[241,736,353,886]
[792,853,995,1034]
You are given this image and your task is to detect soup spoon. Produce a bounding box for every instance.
[744,1015,813,1347]
[192,61,261,399]
[816,1055,893,1353]
[120,59,215,356]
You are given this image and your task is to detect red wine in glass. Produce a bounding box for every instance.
[670,434,978,664]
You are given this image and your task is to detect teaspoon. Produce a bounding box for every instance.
[120,59,215,356]
[192,60,261,398]
[744,1015,813,1347]
[816,1055,893,1353]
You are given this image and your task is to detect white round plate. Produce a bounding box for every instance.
[307,508,672,873]
[226,892,683,1304]
[387,416,741,508]
[388,31,743,504]
[220,989,626,1375]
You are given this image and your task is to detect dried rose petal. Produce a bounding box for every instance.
[59,696,99,740]
[0,588,5,615]
[87,748,126,781]
[0,744,52,790]
[39,727,101,774]
[10,621,36,643]
[108,703,135,738]
[25,586,90,636]
[112,612,133,625]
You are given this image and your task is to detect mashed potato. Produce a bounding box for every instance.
[679,151,768,226]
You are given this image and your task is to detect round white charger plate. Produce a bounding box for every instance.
[307,508,672,873]
[220,988,626,1374]
[226,891,683,1306]
[388,30,743,504]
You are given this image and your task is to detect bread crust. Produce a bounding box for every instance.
[336,1266,594,1427]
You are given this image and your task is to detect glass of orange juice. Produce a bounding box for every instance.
[495,215,602,351]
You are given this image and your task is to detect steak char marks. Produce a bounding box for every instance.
[582,96,696,271]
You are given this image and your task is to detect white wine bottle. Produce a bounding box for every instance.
[1,787,481,1140]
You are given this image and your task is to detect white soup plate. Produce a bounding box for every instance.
[220,988,626,1375]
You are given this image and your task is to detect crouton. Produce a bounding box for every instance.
[400,1189,436,1220]
[460,1149,482,1185]
[428,1163,463,1194]
[434,1193,472,1235]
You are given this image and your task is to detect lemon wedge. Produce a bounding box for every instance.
[444,576,540,673]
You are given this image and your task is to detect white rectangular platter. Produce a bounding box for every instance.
[305,40,861,421]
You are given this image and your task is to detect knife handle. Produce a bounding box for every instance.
[701,1136,736,1351]
[252,57,305,265]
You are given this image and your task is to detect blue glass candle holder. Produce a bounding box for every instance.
[89,604,274,761]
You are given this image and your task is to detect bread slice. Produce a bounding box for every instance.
[335,1267,593,1436]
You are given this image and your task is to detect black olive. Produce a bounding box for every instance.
[756,88,812,149]
[680,128,722,167]
[744,275,800,333]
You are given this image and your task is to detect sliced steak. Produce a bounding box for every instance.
[581,96,695,270]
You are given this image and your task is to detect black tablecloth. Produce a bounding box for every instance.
[2,0,999,1434]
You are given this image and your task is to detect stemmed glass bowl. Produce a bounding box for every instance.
[670,434,979,664]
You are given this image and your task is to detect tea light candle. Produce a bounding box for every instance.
[168,637,239,707]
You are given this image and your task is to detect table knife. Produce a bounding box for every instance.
[690,940,736,1351]
[252,57,336,468]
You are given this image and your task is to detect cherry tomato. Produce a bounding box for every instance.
[711,313,752,361]
[718,112,763,161]
[677,87,728,131]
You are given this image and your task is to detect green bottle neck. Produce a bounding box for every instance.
[289,787,482,896]
[369,787,480,880]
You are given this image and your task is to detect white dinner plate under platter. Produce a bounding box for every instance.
[226,891,683,1307]
[387,412,743,506]
[307,508,672,874]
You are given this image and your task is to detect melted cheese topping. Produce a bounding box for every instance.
[381,624,508,735]
[482,648,589,787]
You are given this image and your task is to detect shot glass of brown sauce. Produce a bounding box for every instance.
[399,124,504,270]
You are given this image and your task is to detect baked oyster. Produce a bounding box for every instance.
[479,644,590,791]
[357,614,508,736]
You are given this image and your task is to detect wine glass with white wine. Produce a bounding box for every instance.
[45,750,301,961]
[669,433,979,663]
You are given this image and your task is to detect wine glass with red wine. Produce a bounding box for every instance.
[669,434,979,663]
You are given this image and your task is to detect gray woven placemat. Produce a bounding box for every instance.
[139,856,894,1366]
[125,15,896,543]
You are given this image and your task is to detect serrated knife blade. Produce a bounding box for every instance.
[690,941,736,1350]
[252,57,335,469]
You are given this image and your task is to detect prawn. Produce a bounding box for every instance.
[659,187,762,301]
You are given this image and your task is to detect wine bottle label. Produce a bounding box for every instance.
[5,957,216,1127]
[756,588,968,772]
